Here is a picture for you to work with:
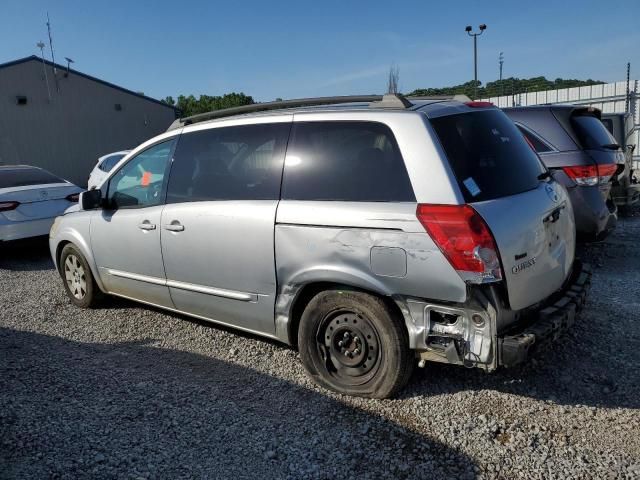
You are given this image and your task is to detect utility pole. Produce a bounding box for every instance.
[626,62,631,113]
[465,24,487,99]
[499,52,504,96]
[46,12,59,92]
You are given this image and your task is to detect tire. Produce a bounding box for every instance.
[298,289,414,399]
[59,244,102,308]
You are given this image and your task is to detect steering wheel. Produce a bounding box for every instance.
[144,182,163,203]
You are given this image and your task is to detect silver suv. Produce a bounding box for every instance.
[50,95,591,398]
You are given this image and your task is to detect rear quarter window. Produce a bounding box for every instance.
[281,121,415,202]
[430,110,545,202]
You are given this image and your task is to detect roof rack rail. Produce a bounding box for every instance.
[167,94,415,130]
[406,94,472,103]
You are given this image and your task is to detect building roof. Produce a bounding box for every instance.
[0,55,178,111]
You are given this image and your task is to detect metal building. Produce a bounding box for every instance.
[0,56,178,186]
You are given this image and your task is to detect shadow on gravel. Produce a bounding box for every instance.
[81,293,640,413]
[0,237,53,271]
[0,328,478,479]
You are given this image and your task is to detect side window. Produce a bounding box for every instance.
[600,118,614,135]
[108,140,175,209]
[281,121,415,202]
[166,123,289,203]
[100,154,125,172]
[516,125,553,153]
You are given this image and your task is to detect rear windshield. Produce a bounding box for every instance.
[571,115,618,150]
[0,167,65,188]
[430,109,545,202]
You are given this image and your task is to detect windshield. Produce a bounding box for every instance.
[571,115,618,150]
[430,109,546,202]
[0,167,66,189]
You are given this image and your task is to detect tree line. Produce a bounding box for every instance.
[407,76,604,99]
[162,76,605,116]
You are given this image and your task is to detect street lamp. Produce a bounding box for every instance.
[465,24,487,99]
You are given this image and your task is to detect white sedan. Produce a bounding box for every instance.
[87,150,130,189]
[0,165,83,242]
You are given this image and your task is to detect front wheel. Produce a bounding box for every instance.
[59,244,102,308]
[298,290,413,398]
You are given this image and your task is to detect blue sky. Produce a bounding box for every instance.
[1,0,639,102]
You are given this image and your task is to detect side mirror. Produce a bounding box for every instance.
[80,189,102,210]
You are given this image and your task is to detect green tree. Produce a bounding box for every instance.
[407,77,604,100]
[168,92,255,116]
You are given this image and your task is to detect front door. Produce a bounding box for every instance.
[91,139,176,308]
[159,121,291,336]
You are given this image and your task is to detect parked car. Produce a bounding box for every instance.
[0,165,82,242]
[600,112,639,208]
[503,105,621,241]
[49,95,590,398]
[87,150,130,189]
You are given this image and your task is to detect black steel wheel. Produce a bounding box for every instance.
[299,289,413,398]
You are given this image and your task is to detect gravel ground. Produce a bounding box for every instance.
[1,213,640,479]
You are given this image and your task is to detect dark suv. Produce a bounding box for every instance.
[504,105,621,240]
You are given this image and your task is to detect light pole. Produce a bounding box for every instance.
[465,24,487,99]
[499,52,504,96]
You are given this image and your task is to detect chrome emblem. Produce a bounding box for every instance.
[545,184,559,203]
[512,257,536,274]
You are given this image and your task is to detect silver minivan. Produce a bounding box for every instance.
[50,95,591,398]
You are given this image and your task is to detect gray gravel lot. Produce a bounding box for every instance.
[1,214,640,479]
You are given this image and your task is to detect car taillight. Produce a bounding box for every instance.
[0,201,20,212]
[562,164,617,186]
[596,164,618,184]
[66,193,80,202]
[416,204,502,284]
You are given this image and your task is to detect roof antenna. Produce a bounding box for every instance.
[46,12,59,92]
[36,41,52,101]
[64,57,74,77]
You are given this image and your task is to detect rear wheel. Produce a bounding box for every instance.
[59,244,101,308]
[298,289,413,398]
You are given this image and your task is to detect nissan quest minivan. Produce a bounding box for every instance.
[50,95,591,398]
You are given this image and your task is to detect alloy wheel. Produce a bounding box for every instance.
[64,254,87,300]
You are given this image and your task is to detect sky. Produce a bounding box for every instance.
[1,0,639,102]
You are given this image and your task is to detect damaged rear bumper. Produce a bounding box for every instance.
[498,261,592,368]
[400,260,592,371]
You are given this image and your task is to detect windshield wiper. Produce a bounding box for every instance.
[601,143,621,150]
[538,171,551,181]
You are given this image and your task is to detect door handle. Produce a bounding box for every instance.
[164,222,185,232]
[137,222,156,231]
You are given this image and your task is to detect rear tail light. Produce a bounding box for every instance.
[0,201,20,212]
[562,164,617,186]
[66,193,80,202]
[596,164,618,184]
[416,204,502,284]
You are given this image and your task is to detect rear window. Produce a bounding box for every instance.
[430,110,545,202]
[571,115,618,150]
[281,121,415,202]
[0,167,65,188]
